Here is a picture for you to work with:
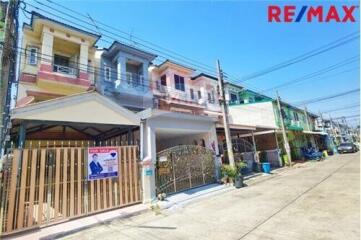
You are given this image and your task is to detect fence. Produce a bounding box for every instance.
[0,146,140,235]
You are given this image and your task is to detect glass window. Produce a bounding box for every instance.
[174,74,185,91]
[208,93,211,102]
[104,66,111,81]
[230,93,238,103]
[198,90,202,99]
[293,112,299,121]
[161,75,167,86]
[190,88,194,99]
[27,47,38,65]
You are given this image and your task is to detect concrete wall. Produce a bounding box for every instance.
[228,101,277,129]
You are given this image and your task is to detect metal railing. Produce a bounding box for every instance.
[53,64,78,76]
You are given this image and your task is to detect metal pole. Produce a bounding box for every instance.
[276,92,292,166]
[303,106,311,131]
[216,60,235,167]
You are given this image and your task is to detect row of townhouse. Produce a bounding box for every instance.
[0,11,331,235]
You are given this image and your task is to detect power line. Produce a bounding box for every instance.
[293,88,360,106]
[261,56,359,93]
[238,31,359,82]
[332,114,360,120]
[323,104,360,113]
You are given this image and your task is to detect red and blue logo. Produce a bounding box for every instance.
[268,5,358,22]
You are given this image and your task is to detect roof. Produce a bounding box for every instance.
[191,73,218,81]
[12,91,140,126]
[157,59,195,72]
[102,41,157,61]
[23,11,101,45]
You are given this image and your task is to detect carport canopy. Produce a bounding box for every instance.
[11,91,141,144]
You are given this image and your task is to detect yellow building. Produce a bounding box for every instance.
[17,11,100,106]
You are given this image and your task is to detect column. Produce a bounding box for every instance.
[79,43,89,80]
[40,30,53,68]
[210,124,221,181]
[18,121,27,148]
[141,122,156,203]
[117,56,126,85]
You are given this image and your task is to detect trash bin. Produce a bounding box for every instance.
[262,162,271,173]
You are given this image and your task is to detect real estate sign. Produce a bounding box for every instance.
[87,147,118,180]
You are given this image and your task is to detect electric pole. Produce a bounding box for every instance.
[318,110,325,132]
[0,0,19,155]
[276,91,291,166]
[216,60,235,167]
[303,106,311,131]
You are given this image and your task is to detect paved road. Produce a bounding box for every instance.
[62,153,360,240]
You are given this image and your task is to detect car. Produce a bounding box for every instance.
[337,142,358,154]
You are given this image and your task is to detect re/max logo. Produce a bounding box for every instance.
[268,5,358,22]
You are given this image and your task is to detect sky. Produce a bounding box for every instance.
[20,0,360,126]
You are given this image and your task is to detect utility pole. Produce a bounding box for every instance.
[329,114,338,146]
[303,106,311,131]
[0,0,19,155]
[276,92,291,166]
[216,60,235,167]
[318,110,325,132]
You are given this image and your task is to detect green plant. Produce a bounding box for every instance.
[236,161,247,175]
[221,164,238,180]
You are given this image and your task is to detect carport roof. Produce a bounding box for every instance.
[11,91,141,126]
[137,109,218,122]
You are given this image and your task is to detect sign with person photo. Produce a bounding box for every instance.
[87,147,118,180]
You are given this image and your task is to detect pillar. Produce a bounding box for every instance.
[117,55,126,84]
[79,43,89,80]
[141,122,156,203]
[251,131,258,162]
[127,127,133,145]
[40,29,54,66]
[18,121,27,149]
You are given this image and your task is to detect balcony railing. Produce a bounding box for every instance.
[126,72,144,87]
[53,64,78,76]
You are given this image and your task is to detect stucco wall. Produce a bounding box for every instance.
[228,101,277,128]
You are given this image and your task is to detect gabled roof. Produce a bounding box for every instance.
[191,73,218,81]
[103,41,157,61]
[12,91,140,126]
[23,11,101,46]
[157,59,195,73]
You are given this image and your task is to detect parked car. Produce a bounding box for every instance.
[337,142,358,154]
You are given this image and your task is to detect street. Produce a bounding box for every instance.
[61,153,360,240]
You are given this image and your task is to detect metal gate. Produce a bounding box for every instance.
[155,145,216,195]
[0,146,141,235]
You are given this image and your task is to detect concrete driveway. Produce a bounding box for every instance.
[62,153,360,240]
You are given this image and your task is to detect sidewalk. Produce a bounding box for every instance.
[4,162,310,240]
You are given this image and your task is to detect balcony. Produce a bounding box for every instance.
[53,64,78,76]
[284,119,303,131]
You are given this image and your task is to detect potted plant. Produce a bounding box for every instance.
[234,162,247,188]
[221,164,237,185]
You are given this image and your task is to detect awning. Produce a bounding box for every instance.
[303,130,328,136]
[12,91,141,126]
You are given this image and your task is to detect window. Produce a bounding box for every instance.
[160,75,167,86]
[27,47,38,65]
[230,93,238,103]
[198,90,202,99]
[211,91,215,103]
[208,93,211,102]
[104,66,111,81]
[174,74,185,91]
[190,88,194,100]
[293,112,299,121]
[54,54,70,67]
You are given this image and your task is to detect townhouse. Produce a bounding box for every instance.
[1,11,329,236]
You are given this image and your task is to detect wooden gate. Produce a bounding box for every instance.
[155,145,216,195]
[0,146,141,235]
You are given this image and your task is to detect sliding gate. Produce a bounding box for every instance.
[155,145,216,195]
[0,146,141,235]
